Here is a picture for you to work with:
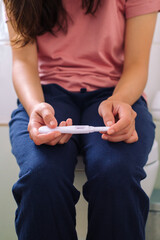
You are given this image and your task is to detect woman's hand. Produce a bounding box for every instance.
[98,99,138,143]
[28,102,72,145]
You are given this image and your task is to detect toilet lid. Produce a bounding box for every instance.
[146,140,159,165]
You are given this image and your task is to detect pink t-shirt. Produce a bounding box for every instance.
[37,0,160,91]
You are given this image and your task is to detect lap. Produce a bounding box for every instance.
[9,84,155,182]
[80,96,155,180]
[9,85,81,181]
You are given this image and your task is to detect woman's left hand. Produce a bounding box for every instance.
[98,98,138,143]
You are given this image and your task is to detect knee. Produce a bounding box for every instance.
[25,163,62,186]
[13,164,58,196]
[99,160,134,189]
[31,164,61,189]
[87,154,145,191]
[12,163,77,205]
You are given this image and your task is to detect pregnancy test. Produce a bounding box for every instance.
[39,125,110,134]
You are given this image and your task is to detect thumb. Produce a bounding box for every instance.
[41,106,58,128]
[98,101,115,127]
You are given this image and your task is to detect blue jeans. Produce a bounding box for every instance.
[9,84,155,240]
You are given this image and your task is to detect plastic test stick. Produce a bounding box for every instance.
[39,125,110,134]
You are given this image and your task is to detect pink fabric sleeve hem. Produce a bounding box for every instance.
[126,1,160,19]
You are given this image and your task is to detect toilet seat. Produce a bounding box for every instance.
[146,140,159,165]
[142,140,159,197]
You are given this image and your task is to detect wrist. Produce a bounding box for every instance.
[107,94,134,106]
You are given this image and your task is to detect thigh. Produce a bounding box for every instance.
[9,84,81,182]
[81,94,155,180]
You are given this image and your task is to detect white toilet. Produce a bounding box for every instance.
[141,140,159,197]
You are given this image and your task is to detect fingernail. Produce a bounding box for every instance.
[50,121,55,126]
[61,121,66,126]
[102,134,108,139]
[107,121,113,126]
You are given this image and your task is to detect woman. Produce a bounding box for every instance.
[4,0,160,239]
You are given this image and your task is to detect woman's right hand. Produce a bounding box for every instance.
[28,102,73,146]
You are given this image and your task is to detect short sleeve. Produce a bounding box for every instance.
[125,0,160,19]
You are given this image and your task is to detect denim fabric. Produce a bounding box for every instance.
[9,84,155,240]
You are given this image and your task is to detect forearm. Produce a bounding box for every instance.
[12,60,44,116]
[109,63,148,105]
[110,13,157,106]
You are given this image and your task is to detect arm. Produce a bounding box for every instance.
[98,12,158,143]
[7,21,72,145]
[111,12,157,105]
[7,21,45,116]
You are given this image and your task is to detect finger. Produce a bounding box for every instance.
[98,101,115,127]
[30,128,61,145]
[41,109,57,128]
[35,103,57,128]
[58,118,73,144]
[66,118,72,125]
[132,109,137,119]
[59,120,66,126]
[102,124,135,142]
[125,130,138,144]
[46,134,63,146]
[107,108,133,135]
[43,118,73,145]
[103,118,135,137]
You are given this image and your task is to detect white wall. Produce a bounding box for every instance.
[0,0,9,42]
[0,0,17,124]
[145,14,160,107]
[0,45,17,123]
